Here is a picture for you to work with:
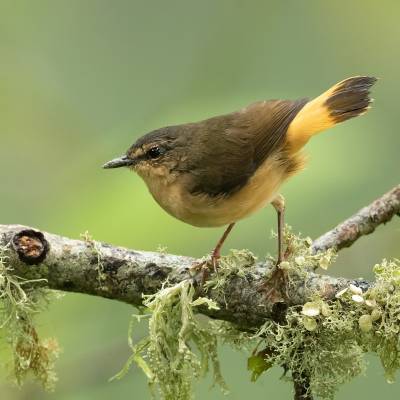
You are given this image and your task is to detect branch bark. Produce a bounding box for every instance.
[1,185,398,330]
[311,184,400,254]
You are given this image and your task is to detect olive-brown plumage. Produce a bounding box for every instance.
[104,76,376,264]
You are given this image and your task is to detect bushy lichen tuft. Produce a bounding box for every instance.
[81,231,107,290]
[115,229,400,400]
[203,249,256,294]
[275,226,337,277]
[0,244,60,390]
[250,257,400,399]
[367,259,400,383]
[252,298,366,399]
[113,280,228,400]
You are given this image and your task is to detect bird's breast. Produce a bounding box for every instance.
[141,155,289,227]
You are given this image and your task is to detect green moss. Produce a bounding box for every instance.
[253,298,366,399]
[275,226,337,281]
[367,259,400,383]
[81,230,107,290]
[250,256,400,399]
[117,228,400,400]
[203,249,256,295]
[0,244,59,391]
[3,227,394,399]
[113,280,228,400]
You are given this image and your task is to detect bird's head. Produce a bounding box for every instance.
[103,126,189,182]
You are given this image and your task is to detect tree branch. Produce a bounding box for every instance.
[311,184,400,254]
[1,185,398,330]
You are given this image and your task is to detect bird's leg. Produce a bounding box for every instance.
[191,223,235,283]
[262,194,287,302]
[271,194,285,266]
[210,222,235,270]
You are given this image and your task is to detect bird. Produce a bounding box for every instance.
[103,76,376,272]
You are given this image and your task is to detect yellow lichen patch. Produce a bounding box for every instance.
[358,315,373,332]
[302,317,318,331]
[371,308,382,321]
[301,302,321,317]
[349,284,363,295]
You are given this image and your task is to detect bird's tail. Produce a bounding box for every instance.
[286,76,377,152]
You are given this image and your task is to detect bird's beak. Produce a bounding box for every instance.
[103,155,135,169]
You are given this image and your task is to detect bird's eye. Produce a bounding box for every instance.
[147,146,161,159]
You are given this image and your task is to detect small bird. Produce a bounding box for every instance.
[104,76,376,270]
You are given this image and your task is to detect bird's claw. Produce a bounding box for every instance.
[190,254,220,285]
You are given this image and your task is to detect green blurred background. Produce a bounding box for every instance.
[0,0,399,398]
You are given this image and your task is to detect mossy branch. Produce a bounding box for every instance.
[0,184,399,399]
[1,185,398,327]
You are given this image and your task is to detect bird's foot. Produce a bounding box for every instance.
[262,255,290,304]
[190,223,233,285]
[275,256,283,269]
[190,253,220,285]
[262,268,287,303]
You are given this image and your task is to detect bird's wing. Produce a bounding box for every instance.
[244,99,308,166]
[186,98,307,197]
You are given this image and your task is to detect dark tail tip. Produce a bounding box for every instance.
[325,76,377,123]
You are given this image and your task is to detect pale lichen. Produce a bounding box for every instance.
[274,226,337,279]
[81,230,107,290]
[251,296,367,399]
[113,280,228,400]
[367,259,400,384]
[0,243,60,390]
[203,249,256,296]
[105,228,400,400]
[249,257,400,399]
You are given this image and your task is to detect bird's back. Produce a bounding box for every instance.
[182,98,308,198]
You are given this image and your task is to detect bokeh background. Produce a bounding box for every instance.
[1,1,399,399]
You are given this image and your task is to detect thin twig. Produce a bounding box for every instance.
[311,185,400,254]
